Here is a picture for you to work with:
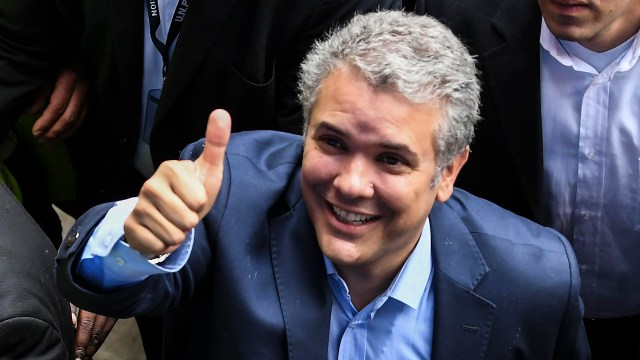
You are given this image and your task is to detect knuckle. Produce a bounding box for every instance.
[160,160,183,175]
[182,212,200,230]
[170,230,185,245]
[166,230,186,246]
[139,179,160,196]
[90,334,104,345]
[150,241,170,255]
[78,318,95,332]
[123,217,137,233]
[67,114,79,124]
[130,202,151,220]
[51,102,65,116]
[192,195,208,214]
[46,128,61,139]
[57,115,74,127]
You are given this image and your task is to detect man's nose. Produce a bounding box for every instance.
[333,156,374,199]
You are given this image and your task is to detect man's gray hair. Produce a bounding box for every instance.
[298,10,481,175]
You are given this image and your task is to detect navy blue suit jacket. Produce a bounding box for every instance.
[56,131,589,359]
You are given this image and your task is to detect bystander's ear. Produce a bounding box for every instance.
[435,147,469,203]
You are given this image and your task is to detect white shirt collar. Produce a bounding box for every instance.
[540,18,640,74]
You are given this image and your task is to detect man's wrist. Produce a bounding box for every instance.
[122,236,171,265]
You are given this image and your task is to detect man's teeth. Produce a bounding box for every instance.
[332,205,375,225]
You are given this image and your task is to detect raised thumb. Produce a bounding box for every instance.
[195,109,232,199]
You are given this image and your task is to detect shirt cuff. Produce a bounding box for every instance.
[77,197,194,290]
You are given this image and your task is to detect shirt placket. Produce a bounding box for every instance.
[338,311,371,360]
[573,73,609,284]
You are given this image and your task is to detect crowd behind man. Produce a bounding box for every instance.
[0,0,637,357]
[412,0,640,358]
[0,0,399,358]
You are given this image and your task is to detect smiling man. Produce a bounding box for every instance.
[56,11,589,359]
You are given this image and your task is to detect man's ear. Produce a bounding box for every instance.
[435,146,469,203]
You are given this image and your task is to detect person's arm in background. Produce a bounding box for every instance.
[26,61,90,145]
[0,0,77,142]
[0,5,112,358]
[1,0,88,145]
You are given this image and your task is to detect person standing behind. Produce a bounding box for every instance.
[0,0,400,216]
[412,0,640,358]
[0,183,75,359]
[2,1,399,358]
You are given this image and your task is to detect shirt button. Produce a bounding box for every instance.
[115,257,126,266]
[586,149,595,159]
[582,211,591,219]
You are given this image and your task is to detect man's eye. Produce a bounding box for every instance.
[321,137,342,149]
[380,155,403,166]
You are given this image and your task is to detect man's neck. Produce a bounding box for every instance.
[561,34,635,73]
[580,9,640,52]
[336,257,407,310]
[580,26,639,53]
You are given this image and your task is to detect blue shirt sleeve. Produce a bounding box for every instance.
[78,197,194,291]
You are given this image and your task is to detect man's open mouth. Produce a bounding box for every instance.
[331,205,376,225]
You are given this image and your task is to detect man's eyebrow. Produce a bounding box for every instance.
[378,142,421,163]
[315,121,347,137]
[378,142,414,154]
[316,120,420,159]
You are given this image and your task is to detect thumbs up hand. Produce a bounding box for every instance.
[124,109,231,258]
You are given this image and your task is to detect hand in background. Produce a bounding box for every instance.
[124,109,232,257]
[26,62,89,146]
[71,304,118,360]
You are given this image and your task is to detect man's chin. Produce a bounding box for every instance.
[318,237,362,265]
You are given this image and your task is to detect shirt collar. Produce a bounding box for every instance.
[540,18,640,74]
[323,217,433,310]
[387,217,432,309]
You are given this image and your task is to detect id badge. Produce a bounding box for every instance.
[144,89,162,144]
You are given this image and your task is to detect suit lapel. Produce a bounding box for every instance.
[155,0,238,123]
[268,175,500,360]
[269,170,332,360]
[481,2,545,220]
[429,202,496,360]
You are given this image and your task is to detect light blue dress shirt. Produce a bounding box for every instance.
[79,200,434,358]
[540,20,640,318]
[325,218,434,360]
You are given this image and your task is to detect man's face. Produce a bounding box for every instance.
[301,68,467,277]
[539,0,640,51]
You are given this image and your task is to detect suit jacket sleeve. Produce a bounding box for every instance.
[55,131,303,324]
[0,184,74,359]
[554,229,591,359]
[54,144,226,318]
[0,317,71,360]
